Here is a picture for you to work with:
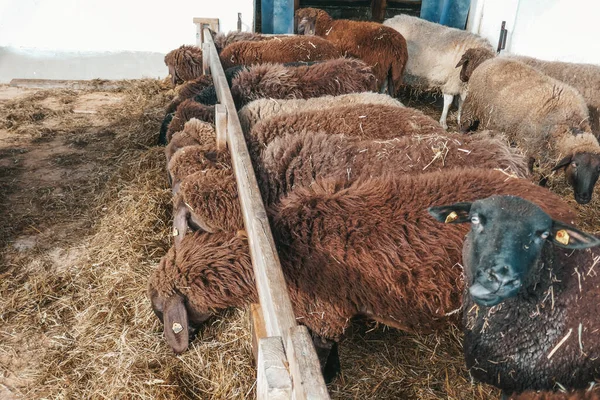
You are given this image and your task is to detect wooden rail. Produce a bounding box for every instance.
[202,28,329,400]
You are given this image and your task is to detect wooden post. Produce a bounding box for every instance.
[371,0,388,22]
[215,104,228,150]
[287,326,329,400]
[257,337,293,400]
[202,43,211,75]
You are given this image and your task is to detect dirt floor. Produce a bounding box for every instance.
[1,81,598,399]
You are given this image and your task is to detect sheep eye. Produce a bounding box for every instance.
[540,231,550,239]
[571,162,578,168]
[523,244,530,250]
[471,215,480,224]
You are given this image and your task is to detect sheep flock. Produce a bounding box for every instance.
[154,9,600,399]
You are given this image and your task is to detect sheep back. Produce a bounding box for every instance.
[231,58,377,108]
[237,92,404,134]
[461,57,593,166]
[219,36,341,70]
[164,45,204,83]
[165,118,216,162]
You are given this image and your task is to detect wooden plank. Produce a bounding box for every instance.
[215,104,228,150]
[9,79,121,90]
[287,326,329,400]
[202,43,211,75]
[257,337,293,400]
[251,303,268,361]
[203,28,330,400]
[193,17,220,44]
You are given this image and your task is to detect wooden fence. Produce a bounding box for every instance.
[201,28,330,400]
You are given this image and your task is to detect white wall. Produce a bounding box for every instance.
[467,0,600,64]
[0,0,254,82]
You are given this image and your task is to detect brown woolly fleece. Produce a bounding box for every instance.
[230,58,377,109]
[211,30,287,53]
[164,45,204,84]
[219,35,341,70]
[511,55,600,134]
[237,93,404,135]
[247,103,445,158]
[458,53,599,170]
[167,145,231,191]
[166,99,215,142]
[165,118,216,163]
[149,168,575,345]
[295,7,408,95]
[256,130,529,204]
[165,76,214,114]
[176,168,241,234]
[509,390,600,400]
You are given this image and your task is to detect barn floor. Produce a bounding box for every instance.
[0,80,597,399]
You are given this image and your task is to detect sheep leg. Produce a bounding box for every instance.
[457,92,466,126]
[310,331,341,383]
[439,94,454,130]
[379,78,389,95]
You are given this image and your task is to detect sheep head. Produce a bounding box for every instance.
[553,151,600,204]
[456,47,495,82]
[429,195,600,307]
[295,8,332,36]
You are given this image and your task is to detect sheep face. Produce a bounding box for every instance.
[296,15,316,35]
[553,152,600,204]
[429,195,600,306]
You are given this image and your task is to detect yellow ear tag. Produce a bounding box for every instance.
[555,229,570,245]
[445,211,459,223]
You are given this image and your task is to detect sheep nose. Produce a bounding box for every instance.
[482,265,518,287]
[576,193,591,204]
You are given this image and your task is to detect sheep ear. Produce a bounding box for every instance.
[550,220,600,249]
[428,202,472,224]
[163,293,190,354]
[455,56,467,69]
[552,155,572,172]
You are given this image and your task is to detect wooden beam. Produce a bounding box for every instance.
[257,337,293,400]
[250,303,268,362]
[287,326,329,400]
[193,17,220,44]
[371,0,388,22]
[203,27,298,345]
[202,43,211,75]
[203,28,329,400]
[215,104,228,150]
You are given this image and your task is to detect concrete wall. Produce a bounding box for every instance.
[467,0,600,64]
[0,0,255,82]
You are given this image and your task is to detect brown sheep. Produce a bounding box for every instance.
[171,168,240,248]
[457,48,600,204]
[165,118,215,163]
[164,45,203,85]
[148,168,575,358]
[176,130,528,233]
[165,76,213,114]
[230,58,377,109]
[219,35,341,70]
[167,145,230,195]
[295,7,408,95]
[209,29,286,53]
[237,92,404,134]
[166,100,214,143]
[246,103,445,158]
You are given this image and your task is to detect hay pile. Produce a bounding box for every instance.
[17,78,600,399]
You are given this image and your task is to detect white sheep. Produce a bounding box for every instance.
[383,14,494,129]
